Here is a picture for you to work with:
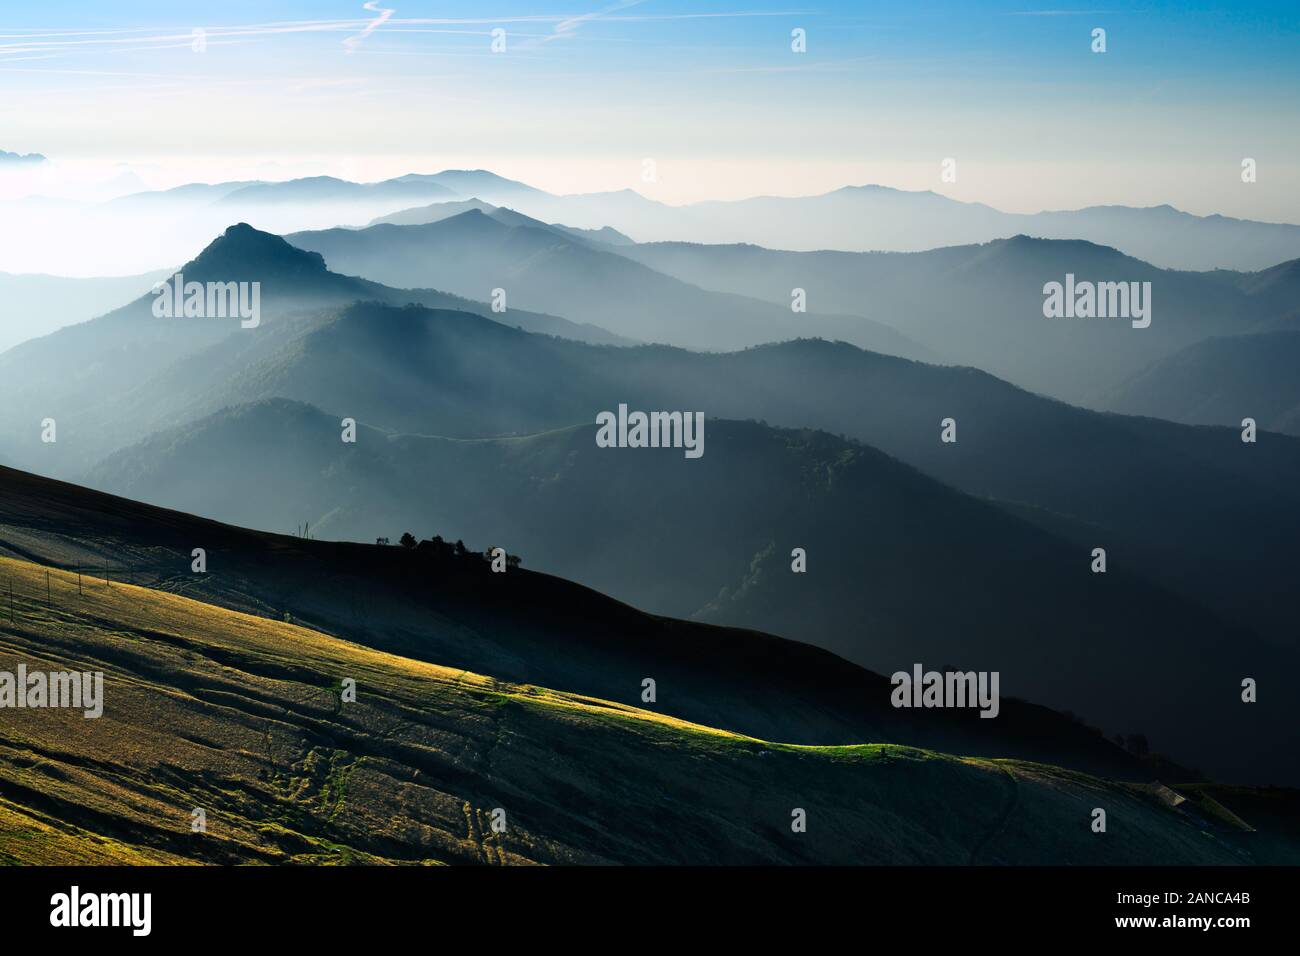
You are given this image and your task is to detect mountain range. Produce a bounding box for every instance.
[607,233,1300,407]
[287,209,929,357]
[4,168,1299,277]
[0,219,1293,784]
[6,224,1296,646]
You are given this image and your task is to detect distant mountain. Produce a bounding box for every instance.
[0,149,46,164]
[490,182,1300,271]
[369,197,635,245]
[287,210,934,357]
[109,180,266,207]
[610,235,1293,405]
[218,175,458,206]
[1101,331,1300,434]
[391,168,543,200]
[19,169,1297,276]
[87,398,1298,785]
[368,197,498,226]
[0,267,172,354]
[46,173,543,274]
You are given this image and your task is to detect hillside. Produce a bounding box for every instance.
[0,463,1154,779]
[0,554,1276,865]
[1101,331,1300,435]
[83,401,1299,785]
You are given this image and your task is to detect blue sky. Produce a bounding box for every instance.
[1,1,1297,217]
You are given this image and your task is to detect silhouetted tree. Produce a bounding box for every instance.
[399,532,417,550]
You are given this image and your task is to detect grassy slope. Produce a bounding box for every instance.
[0,461,1157,781]
[0,557,1266,865]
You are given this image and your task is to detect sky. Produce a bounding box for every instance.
[0,1,1297,219]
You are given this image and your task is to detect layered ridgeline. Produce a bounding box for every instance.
[472,182,1300,272]
[85,399,1297,786]
[11,169,1300,276]
[287,207,1300,414]
[366,196,636,246]
[0,268,171,355]
[253,170,1300,271]
[0,551,1273,865]
[17,244,1288,652]
[0,224,623,474]
[607,235,1299,407]
[286,209,932,357]
[4,225,1296,781]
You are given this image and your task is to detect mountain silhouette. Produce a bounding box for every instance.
[612,235,1288,405]
[286,210,932,357]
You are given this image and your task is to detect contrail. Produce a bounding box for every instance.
[343,1,394,53]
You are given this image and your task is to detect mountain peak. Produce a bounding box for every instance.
[181,222,330,280]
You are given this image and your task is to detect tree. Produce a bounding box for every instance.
[399,532,417,550]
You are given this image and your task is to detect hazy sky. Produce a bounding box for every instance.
[1,1,1297,219]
